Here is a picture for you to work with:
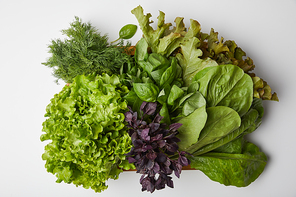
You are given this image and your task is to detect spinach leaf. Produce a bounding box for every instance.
[185,106,241,153]
[190,141,267,187]
[133,83,159,102]
[176,105,207,150]
[167,85,184,106]
[193,64,253,116]
[159,57,177,88]
[123,89,143,114]
[182,91,207,116]
[134,37,149,62]
[213,137,244,154]
[192,108,259,156]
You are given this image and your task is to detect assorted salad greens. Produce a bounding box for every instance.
[41,5,278,193]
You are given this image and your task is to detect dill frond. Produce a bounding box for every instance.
[43,16,133,83]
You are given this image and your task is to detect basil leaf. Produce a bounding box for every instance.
[157,84,171,105]
[148,53,170,71]
[167,85,184,106]
[159,57,177,88]
[133,83,159,102]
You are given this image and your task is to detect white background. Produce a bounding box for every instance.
[1,0,295,196]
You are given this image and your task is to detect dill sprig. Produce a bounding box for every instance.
[43,16,133,83]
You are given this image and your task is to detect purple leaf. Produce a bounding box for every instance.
[146,159,154,170]
[146,152,157,160]
[124,111,133,123]
[141,102,157,115]
[140,128,150,141]
[153,162,160,173]
[142,145,153,151]
[151,134,163,142]
[127,157,137,163]
[166,177,174,188]
[149,123,160,133]
[166,143,178,153]
[173,163,182,178]
[156,153,167,163]
[140,101,148,111]
[169,123,183,131]
[131,132,138,142]
[157,140,166,148]
[140,176,155,193]
[178,155,189,166]
[153,113,163,123]
[133,139,143,148]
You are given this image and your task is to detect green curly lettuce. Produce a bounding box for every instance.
[40,73,134,193]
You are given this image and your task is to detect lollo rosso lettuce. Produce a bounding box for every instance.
[40,73,134,193]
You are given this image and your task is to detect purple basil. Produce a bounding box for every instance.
[125,102,190,193]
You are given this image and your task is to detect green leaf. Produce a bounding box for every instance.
[159,103,171,125]
[157,84,171,105]
[131,6,171,53]
[190,141,267,187]
[41,74,134,193]
[148,53,170,71]
[176,105,207,151]
[119,24,137,39]
[123,89,143,114]
[186,106,241,153]
[176,37,218,86]
[182,91,206,116]
[133,83,160,102]
[134,37,149,62]
[159,57,177,88]
[167,85,184,106]
[193,108,259,156]
[194,64,253,116]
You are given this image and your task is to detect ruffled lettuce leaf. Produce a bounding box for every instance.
[41,74,134,193]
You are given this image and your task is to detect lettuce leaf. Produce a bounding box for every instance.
[41,74,134,193]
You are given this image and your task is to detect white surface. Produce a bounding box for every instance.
[1,0,295,196]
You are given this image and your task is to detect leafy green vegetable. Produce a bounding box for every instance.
[190,141,267,187]
[198,28,278,101]
[41,74,134,193]
[176,105,207,150]
[131,5,278,101]
[192,64,253,116]
[176,37,218,86]
[183,106,241,153]
[193,107,260,156]
[112,24,138,43]
[43,17,133,83]
[133,83,160,102]
[41,6,278,192]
